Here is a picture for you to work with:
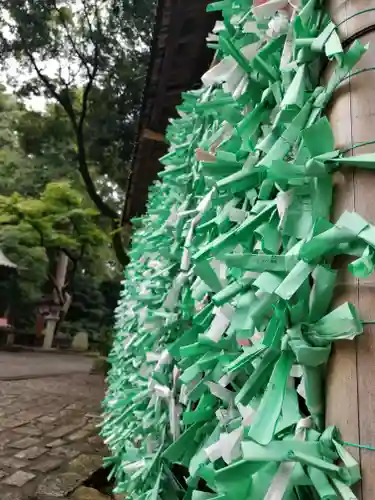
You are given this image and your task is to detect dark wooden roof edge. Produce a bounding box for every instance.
[121,0,218,224]
[120,0,164,226]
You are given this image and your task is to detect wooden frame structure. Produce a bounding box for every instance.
[326,0,375,497]
[121,0,218,223]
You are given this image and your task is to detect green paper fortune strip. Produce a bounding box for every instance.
[102,1,371,498]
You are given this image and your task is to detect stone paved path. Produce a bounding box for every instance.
[0,354,107,500]
[0,352,94,380]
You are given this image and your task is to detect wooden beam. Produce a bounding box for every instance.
[141,128,165,142]
[150,0,185,127]
[122,0,216,225]
[326,1,375,498]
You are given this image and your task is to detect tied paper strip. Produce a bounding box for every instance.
[264,417,312,499]
[204,403,255,464]
[152,366,181,442]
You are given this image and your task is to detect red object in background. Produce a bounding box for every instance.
[35,314,45,337]
[0,317,9,327]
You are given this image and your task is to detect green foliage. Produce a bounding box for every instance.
[0,181,107,256]
[66,273,120,345]
[0,0,157,265]
[0,0,156,334]
[0,224,47,303]
[0,85,122,338]
[0,177,113,331]
[0,89,78,198]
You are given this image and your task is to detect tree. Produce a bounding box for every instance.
[66,272,121,347]
[0,86,121,346]
[0,180,109,341]
[0,88,80,198]
[0,0,156,266]
[15,97,124,211]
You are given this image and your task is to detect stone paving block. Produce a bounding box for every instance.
[2,492,24,500]
[17,409,45,421]
[35,497,65,500]
[58,409,75,418]
[36,497,66,500]
[37,471,83,497]
[71,486,110,499]
[1,418,29,429]
[15,445,46,460]
[0,364,105,498]
[9,436,40,449]
[46,438,65,448]
[85,420,98,432]
[30,455,64,473]
[0,433,13,450]
[35,421,56,433]
[66,403,84,411]
[87,435,106,453]
[47,423,82,439]
[0,456,28,469]
[49,446,80,459]
[3,470,36,487]
[87,435,104,445]
[67,453,103,477]
[39,415,57,424]
[13,425,42,436]
[67,428,91,442]
[85,413,101,420]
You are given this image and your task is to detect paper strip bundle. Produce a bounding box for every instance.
[102,1,374,498]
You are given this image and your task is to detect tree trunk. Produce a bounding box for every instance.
[54,251,69,296]
[43,251,69,349]
[55,290,72,337]
[325,1,375,497]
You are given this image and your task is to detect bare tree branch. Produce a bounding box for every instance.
[78,47,98,132]
[82,0,96,39]
[52,0,93,78]
[22,41,78,129]
[111,219,129,266]
[19,24,119,226]
[67,61,84,87]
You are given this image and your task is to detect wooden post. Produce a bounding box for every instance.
[141,128,165,142]
[42,313,58,350]
[326,1,375,497]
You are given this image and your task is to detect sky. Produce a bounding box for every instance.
[0,61,47,112]
[0,2,89,112]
